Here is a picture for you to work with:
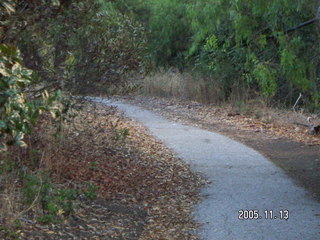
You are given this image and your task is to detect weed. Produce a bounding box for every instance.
[36,214,57,224]
[0,220,22,239]
[28,148,41,169]
[0,158,16,175]
[54,188,78,215]
[84,182,98,200]
[22,173,79,224]
[89,161,98,170]
[0,226,20,240]
[234,100,248,114]
[115,128,130,141]
[22,174,41,205]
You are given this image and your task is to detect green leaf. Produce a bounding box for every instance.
[50,111,57,119]
[0,121,6,129]
[0,44,19,59]
[258,34,267,48]
[65,54,76,65]
[51,0,60,7]
[0,142,7,152]
[16,140,27,148]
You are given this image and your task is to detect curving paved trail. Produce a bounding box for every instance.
[90,97,320,240]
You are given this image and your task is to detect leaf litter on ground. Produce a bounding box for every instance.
[16,101,206,240]
[122,96,320,146]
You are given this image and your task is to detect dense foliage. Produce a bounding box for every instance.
[0,43,63,150]
[2,0,320,151]
[0,0,147,149]
[1,0,146,93]
[142,0,320,109]
[0,2,61,150]
[146,0,190,68]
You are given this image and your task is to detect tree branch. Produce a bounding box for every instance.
[284,6,320,34]
[285,18,318,34]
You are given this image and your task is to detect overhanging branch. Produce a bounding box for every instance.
[284,6,320,34]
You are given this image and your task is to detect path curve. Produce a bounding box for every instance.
[89,97,320,240]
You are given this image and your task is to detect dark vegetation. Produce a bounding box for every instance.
[141,0,320,110]
[1,0,320,237]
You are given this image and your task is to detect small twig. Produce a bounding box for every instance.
[285,18,318,34]
[292,93,302,112]
[15,178,42,220]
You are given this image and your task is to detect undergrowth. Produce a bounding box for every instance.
[139,69,320,120]
[139,68,258,105]
[0,99,99,238]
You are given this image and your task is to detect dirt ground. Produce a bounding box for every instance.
[119,96,320,201]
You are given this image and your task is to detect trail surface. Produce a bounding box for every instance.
[90,97,320,240]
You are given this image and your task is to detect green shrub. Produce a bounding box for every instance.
[83,182,98,201]
[23,173,79,224]
[0,44,63,151]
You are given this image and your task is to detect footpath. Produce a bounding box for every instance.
[91,97,320,240]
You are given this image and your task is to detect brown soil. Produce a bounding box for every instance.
[120,96,320,201]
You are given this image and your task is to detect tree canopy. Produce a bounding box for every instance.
[141,0,320,109]
[1,0,320,149]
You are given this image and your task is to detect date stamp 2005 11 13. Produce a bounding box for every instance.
[238,209,289,220]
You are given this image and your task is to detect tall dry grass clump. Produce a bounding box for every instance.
[140,68,227,104]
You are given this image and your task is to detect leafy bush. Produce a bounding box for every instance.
[0,44,62,151]
[23,173,78,224]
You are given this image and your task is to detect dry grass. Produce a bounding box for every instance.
[0,172,23,225]
[139,69,320,130]
[140,68,225,104]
